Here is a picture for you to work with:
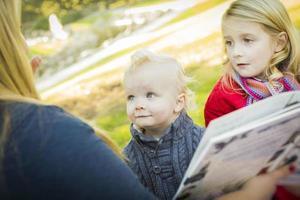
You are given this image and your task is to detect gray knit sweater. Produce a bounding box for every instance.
[124,112,205,200]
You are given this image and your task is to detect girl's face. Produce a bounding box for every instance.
[124,62,182,136]
[222,16,277,79]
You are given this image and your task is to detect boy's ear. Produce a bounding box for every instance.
[274,32,288,53]
[174,93,186,113]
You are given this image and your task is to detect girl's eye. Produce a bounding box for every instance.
[127,95,134,101]
[243,38,253,43]
[146,92,155,99]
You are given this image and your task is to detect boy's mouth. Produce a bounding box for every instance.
[135,115,151,118]
[237,63,249,68]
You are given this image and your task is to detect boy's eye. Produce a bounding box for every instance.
[146,92,155,99]
[127,95,134,101]
[225,40,233,47]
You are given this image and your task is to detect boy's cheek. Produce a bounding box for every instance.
[126,105,133,114]
[127,110,135,121]
[129,116,136,124]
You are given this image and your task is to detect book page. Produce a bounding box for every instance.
[207,91,300,136]
[275,135,300,185]
[189,91,300,171]
[174,105,300,200]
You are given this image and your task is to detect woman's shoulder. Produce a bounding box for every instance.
[3,101,55,125]
[3,102,157,199]
[5,101,93,139]
[5,101,63,119]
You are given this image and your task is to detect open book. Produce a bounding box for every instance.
[174,91,300,200]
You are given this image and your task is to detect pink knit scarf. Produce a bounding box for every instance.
[233,72,300,105]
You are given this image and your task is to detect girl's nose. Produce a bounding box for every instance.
[232,44,243,58]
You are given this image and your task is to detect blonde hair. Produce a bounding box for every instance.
[0,0,39,101]
[124,49,196,111]
[222,0,300,84]
[0,0,123,164]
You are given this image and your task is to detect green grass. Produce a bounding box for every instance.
[186,63,222,126]
[30,46,56,56]
[132,0,172,7]
[95,106,131,147]
[289,4,300,28]
[95,100,132,148]
[95,105,127,130]
[74,12,113,26]
[163,0,228,27]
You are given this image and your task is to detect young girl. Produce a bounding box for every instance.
[205,0,300,126]
[123,49,205,200]
[204,0,300,199]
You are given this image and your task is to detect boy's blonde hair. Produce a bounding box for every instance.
[124,49,196,111]
[222,0,300,84]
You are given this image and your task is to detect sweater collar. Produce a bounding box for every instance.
[130,111,194,144]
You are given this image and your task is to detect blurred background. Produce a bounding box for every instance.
[23,0,300,147]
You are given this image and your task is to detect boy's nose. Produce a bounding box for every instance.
[135,99,145,110]
[135,104,145,110]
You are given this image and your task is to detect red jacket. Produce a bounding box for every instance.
[204,78,247,126]
[204,78,300,200]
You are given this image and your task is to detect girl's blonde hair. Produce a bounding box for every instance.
[222,0,300,85]
[124,49,196,111]
[0,0,123,164]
